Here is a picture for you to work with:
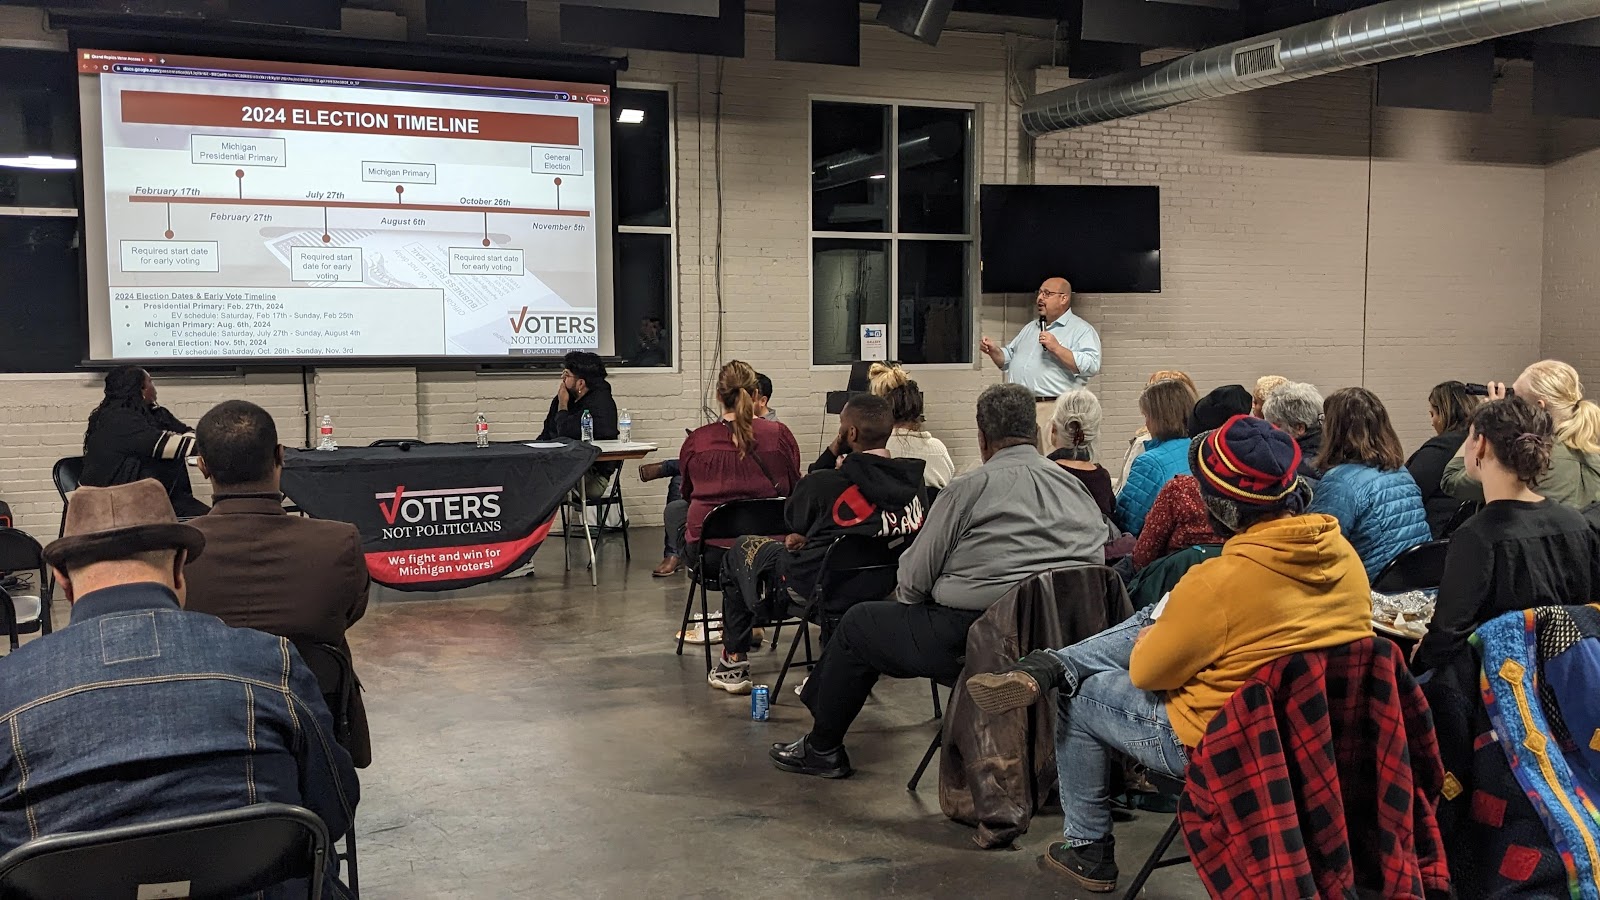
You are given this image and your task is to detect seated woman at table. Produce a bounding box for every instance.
[81,366,209,518]
[1412,394,1600,673]
[667,361,802,642]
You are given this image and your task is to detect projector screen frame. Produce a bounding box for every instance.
[68,26,626,370]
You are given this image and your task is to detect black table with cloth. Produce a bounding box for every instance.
[281,440,598,591]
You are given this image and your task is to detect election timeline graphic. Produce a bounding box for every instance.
[82,50,607,360]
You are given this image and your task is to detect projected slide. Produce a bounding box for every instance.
[79,50,609,360]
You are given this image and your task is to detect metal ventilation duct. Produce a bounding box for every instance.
[1022,0,1600,135]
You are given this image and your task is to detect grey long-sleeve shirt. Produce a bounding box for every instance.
[896,444,1108,611]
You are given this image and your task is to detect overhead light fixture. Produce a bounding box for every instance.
[869,173,887,180]
[0,155,77,171]
[616,108,645,124]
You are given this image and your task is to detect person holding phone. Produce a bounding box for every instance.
[1440,361,1600,510]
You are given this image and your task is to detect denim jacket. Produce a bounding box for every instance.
[0,583,358,894]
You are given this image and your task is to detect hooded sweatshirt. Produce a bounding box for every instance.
[1128,513,1375,748]
[784,451,928,600]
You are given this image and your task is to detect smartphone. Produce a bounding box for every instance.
[1465,383,1515,398]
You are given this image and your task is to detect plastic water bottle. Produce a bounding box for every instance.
[581,409,594,443]
[618,409,632,443]
[475,412,489,448]
[317,415,336,451]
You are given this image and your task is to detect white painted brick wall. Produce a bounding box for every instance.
[1543,119,1600,374]
[0,15,1566,541]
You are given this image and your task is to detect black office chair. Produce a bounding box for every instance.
[0,529,54,649]
[291,641,361,898]
[1372,539,1451,594]
[51,457,83,539]
[675,498,787,673]
[1119,771,1191,899]
[771,534,907,700]
[0,802,330,900]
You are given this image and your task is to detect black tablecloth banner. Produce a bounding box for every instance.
[281,440,599,591]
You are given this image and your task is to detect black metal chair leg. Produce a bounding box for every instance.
[676,580,698,657]
[343,825,360,898]
[767,621,783,652]
[907,731,941,791]
[773,623,807,700]
[1120,814,1185,899]
[701,589,714,673]
[930,680,943,719]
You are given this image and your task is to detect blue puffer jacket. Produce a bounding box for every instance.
[1116,436,1191,535]
[1308,463,1432,579]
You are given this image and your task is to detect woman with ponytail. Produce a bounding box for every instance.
[867,363,954,488]
[1442,360,1600,509]
[82,366,208,517]
[1414,396,1600,672]
[665,362,801,617]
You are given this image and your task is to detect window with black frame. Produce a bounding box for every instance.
[810,100,973,367]
[612,86,674,368]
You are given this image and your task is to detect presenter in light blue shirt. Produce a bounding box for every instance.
[979,276,1102,450]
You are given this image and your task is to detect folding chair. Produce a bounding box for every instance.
[675,498,787,673]
[292,641,362,898]
[1371,539,1450,593]
[771,534,907,700]
[0,802,330,900]
[51,457,82,539]
[561,470,631,563]
[1120,771,1191,899]
[906,676,956,792]
[0,529,54,649]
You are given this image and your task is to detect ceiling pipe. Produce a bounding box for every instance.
[1022,0,1600,135]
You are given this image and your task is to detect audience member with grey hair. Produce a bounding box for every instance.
[1048,390,1115,516]
[770,382,1109,780]
[1262,381,1325,481]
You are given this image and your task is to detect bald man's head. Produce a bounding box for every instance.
[1037,277,1073,320]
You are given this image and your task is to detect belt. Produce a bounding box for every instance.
[1035,396,1058,403]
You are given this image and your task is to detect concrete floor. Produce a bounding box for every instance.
[348,530,1209,899]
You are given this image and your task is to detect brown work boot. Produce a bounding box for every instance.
[639,462,666,482]
[652,556,681,577]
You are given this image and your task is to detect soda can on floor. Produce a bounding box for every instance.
[751,685,770,721]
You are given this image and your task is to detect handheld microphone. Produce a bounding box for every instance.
[1039,313,1047,331]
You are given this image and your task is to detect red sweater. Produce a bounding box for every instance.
[1133,475,1226,570]
[680,417,803,545]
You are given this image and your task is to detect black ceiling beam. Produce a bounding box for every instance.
[1376,42,1494,113]
[776,0,860,66]
[425,0,529,40]
[1077,0,1244,49]
[560,0,745,56]
[562,0,721,14]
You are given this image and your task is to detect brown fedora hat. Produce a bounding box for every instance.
[43,479,205,570]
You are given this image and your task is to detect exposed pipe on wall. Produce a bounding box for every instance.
[1021,0,1600,135]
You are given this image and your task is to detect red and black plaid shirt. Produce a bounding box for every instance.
[1179,638,1452,899]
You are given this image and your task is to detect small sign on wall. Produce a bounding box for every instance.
[860,324,887,361]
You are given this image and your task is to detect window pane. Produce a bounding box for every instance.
[614,232,672,367]
[897,240,970,364]
[812,102,890,233]
[613,88,671,227]
[812,238,889,366]
[0,49,79,208]
[898,106,971,235]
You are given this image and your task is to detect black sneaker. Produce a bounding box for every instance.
[1043,837,1118,893]
[769,735,853,779]
[965,649,1068,714]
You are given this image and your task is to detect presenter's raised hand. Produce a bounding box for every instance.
[978,336,1003,367]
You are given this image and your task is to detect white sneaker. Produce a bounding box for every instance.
[708,660,752,694]
[677,612,723,645]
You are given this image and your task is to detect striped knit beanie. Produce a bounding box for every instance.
[1189,414,1310,531]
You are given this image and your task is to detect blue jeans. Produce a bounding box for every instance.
[659,458,683,557]
[1051,608,1189,844]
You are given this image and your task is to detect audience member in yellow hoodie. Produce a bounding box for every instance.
[965,415,1374,894]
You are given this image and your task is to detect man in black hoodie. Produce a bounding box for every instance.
[708,395,927,694]
[538,351,620,495]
